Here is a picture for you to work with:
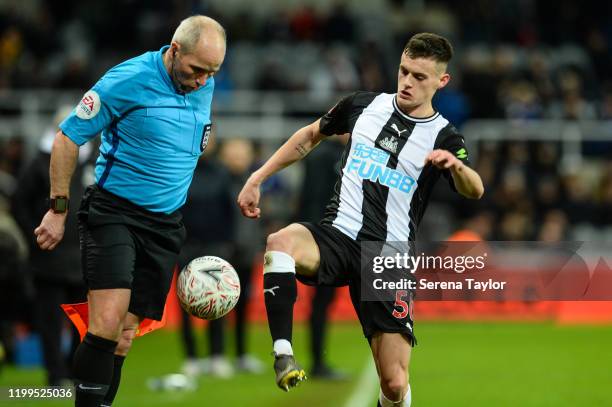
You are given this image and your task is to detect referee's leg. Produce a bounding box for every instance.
[74,201,138,406]
[73,288,130,407]
[101,311,142,407]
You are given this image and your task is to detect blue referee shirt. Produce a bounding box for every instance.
[60,46,214,213]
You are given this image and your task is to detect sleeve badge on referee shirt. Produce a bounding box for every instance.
[75,90,101,120]
[200,123,212,152]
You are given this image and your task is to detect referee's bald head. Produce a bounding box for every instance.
[165,15,226,93]
[172,15,226,55]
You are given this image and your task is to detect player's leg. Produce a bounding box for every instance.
[73,288,130,407]
[101,312,142,407]
[263,223,320,389]
[371,333,412,406]
[264,223,320,353]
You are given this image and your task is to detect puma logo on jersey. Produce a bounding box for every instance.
[391,123,407,137]
[264,286,280,296]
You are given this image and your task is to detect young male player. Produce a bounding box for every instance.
[238,33,484,406]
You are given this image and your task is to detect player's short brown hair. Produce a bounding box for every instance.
[404,33,453,64]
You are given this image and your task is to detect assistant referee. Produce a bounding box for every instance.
[34,15,226,407]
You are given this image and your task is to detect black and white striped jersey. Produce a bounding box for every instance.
[318,91,470,243]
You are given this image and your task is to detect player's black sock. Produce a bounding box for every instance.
[100,355,125,407]
[72,332,117,407]
[264,272,297,344]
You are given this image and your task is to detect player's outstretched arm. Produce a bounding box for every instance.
[237,119,326,218]
[34,130,79,250]
[425,149,484,199]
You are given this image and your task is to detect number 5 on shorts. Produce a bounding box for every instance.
[392,290,414,320]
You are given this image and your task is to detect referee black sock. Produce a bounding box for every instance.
[72,332,117,407]
[263,251,298,349]
[100,355,125,407]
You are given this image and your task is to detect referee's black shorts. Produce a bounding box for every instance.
[77,184,186,320]
[297,222,416,345]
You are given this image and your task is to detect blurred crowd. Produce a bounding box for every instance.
[0,0,610,235]
[436,140,612,242]
[1,0,611,121]
[0,0,610,248]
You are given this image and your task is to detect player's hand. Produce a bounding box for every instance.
[237,178,262,219]
[34,210,67,250]
[424,149,462,170]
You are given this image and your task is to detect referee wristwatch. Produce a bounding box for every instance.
[49,196,69,214]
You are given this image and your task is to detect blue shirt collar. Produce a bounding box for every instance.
[156,45,177,93]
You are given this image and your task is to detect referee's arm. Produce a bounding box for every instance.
[49,130,79,199]
[34,130,79,250]
[425,149,484,199]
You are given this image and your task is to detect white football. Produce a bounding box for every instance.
[176,256,241,320]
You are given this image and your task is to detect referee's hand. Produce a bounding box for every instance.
[34,210,67,250]
[237,179,261,219]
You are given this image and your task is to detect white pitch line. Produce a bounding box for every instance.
[344,357,379,407]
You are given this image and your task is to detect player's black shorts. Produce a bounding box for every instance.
[297,222,416,345]
[77,184,186,320]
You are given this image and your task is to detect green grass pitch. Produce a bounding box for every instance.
[2,321,611,406]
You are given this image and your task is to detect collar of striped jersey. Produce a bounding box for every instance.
[392,95,440,123]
